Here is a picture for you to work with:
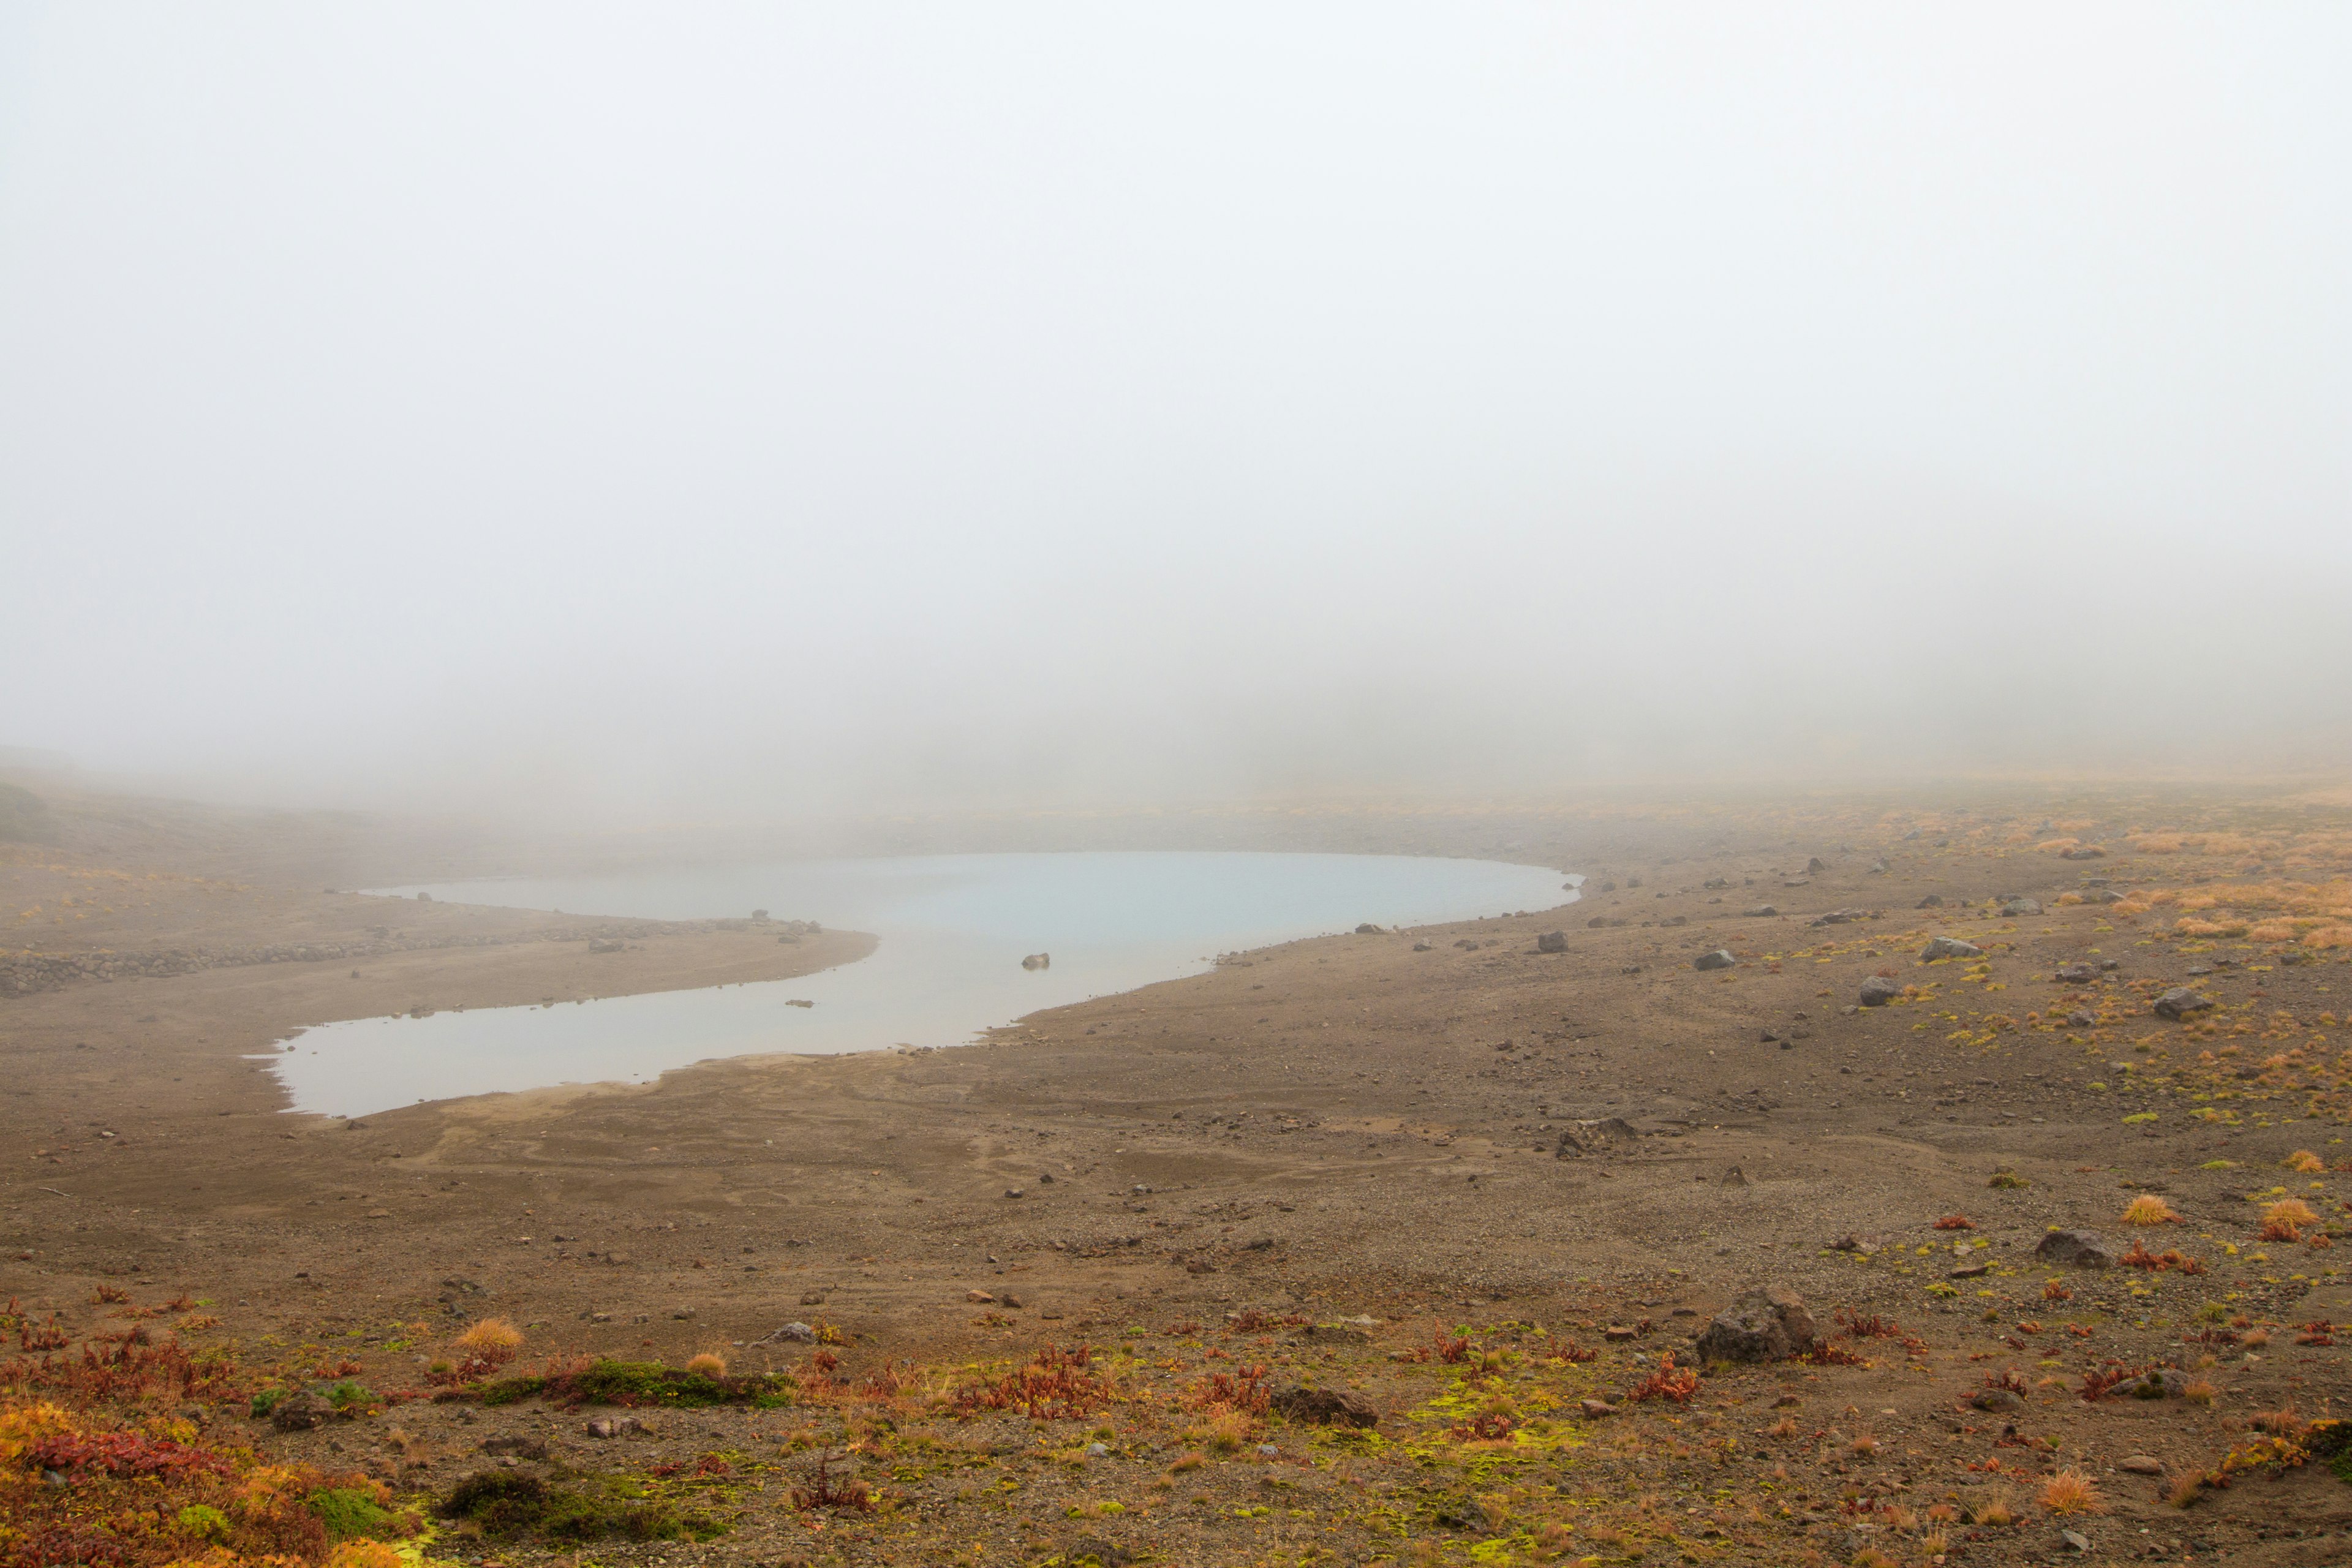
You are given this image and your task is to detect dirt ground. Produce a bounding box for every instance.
[6,776,2352,1567]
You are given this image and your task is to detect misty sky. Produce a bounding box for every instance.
[2,5,2346,818]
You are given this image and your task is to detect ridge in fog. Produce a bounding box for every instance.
[1,4,2346,820]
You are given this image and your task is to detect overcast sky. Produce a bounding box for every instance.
[2,4,2346,819]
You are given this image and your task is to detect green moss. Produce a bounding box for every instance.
[177,1504,231,1540]
[437,1469,722,1544]
[248,1387,287,1418]
[306,1487,396,1540]
[550,1358,789,1409]
[478,1376,547,1406]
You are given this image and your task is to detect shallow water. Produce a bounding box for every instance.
[269,851,1574,1117]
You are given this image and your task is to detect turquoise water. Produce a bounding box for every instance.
[269,851,1575,1117]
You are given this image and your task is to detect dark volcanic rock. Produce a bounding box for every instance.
[1858,976,1900,1007]
[2034,1231,2116,1269]
[2154,987,2215,1020]
[1693,1286,1817,1363]
[1270,1387,1381,1428]
[270,1390,336,1432]
[1693,949,1735,971]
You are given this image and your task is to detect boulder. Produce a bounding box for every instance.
[1916,894,1944,908]
[1021,953,1050,971]
[2034,1231,2116,1269]
[1354,923,1384,935]
[269,1390,337,1432]
[2154,988,2215,1020]
[752,1321,816,1345]
[1970,1387,2021,1413]
[2000,897,2043,917]
[1555,1118,1639,1158]
[1744,905,1777,918]
[1270,1387,1379,1428]
[1536,931,1567,954]
[1858,976,1900,1007]
[1921,937,1980,960]
[1693,949,1735,971]
[1806,857,1829,873]
[2054,963,2097,984]
[1692,1286,1817,1363]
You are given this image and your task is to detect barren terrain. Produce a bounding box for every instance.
[6,777,2352,1567]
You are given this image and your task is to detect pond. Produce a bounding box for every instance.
[268,851,1575,1117]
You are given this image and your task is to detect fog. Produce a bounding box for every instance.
[2,5,2346,822]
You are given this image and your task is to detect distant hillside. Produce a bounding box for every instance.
[0,781,53,843]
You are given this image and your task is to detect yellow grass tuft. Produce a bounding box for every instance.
[2122,1195,2179,1226]
[455,1317,523,1364]
[2041,1468,2104,1515]
[686,1352,726,1379]
[2286,1150,2325,1173]
[1972,1490,2015,1527]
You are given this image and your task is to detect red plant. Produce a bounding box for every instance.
[790,1450,876,1513]
[1449,1411,1517,1441]
[1983,1368,2030,1396]
[91,1284,131,1305]
[25,1429,233,1481]
[1804,1342,1868,1367]
[2296,1321,2337,1347]
[1933,1215,1976,1231]
[1836,1311,1902,1339]
[950,1344,1115,1421]
[2119,1240,2207,1275]
[1430,1324,1472,1364]
[1549,1340,1599,1364]
[1627,1354,1699,1404]
[1182,1364,1272,1417]
[2080,1362,2146,1403]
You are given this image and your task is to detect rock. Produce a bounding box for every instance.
[752,1321,816,1344]
[1021,953,1050,971]
[1536,930,1567,953]
[1949,1262,1989,1279]
[2118,1455,2164,1475]
[1921,937,1981,960]
[2062,1528,2090,1553]
[1005,1188,1024,1199]
[2000,897,2043,917]
[1354,923,1384,935]
[2054,963,2097,984]
[1603,1325,1639,1342]
[416,891,432,902]
[1412,941,1431,951]
[1065,1537,1133,1567]
[586,938,625,954]
[1269,1387,1379,1428]
[1693,949,1735,971]
[2086,888,2127,904]
[2125,1368,2191,1400]
[1587,915,1628,929]
[2154,988,2215,1020]
[1692,1286,1817,1363]
[1580,1398,1617,1417]
[1296,1324,1370,1344]
[1744,905,1777,918]
[1722,1166,1749,1186]
[799,1291,826,1306]
[2034,1231,2116,1269]
[481,1435,548,1459]
[1917,894,1943,908]
[269,1390,336,1432]
[1555,1118,1638,1158]
[967,1289,995,1303]
[2067,1009,2095,1027]
[1869,859,1887,874]
[1000,1293,1023,1310]
[2062,845,2106,860]
[1806,857,1829,873]
[1829,1234,1871,1254]
[1970,1388,2021,1412]
[1858,976,1900,1007]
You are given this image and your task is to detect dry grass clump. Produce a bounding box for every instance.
[2041,1468,2105,1515]
[686,1352,726,1379]
[2043,1279,2073,1302]
[2285,1149,2326,1172]
[2182,1378,2218,1406]
[2260,1197,2320,1242]
[453,1316,524,1371]
[2122,1195,2180,1226]
[1970,1489,2016,1527]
